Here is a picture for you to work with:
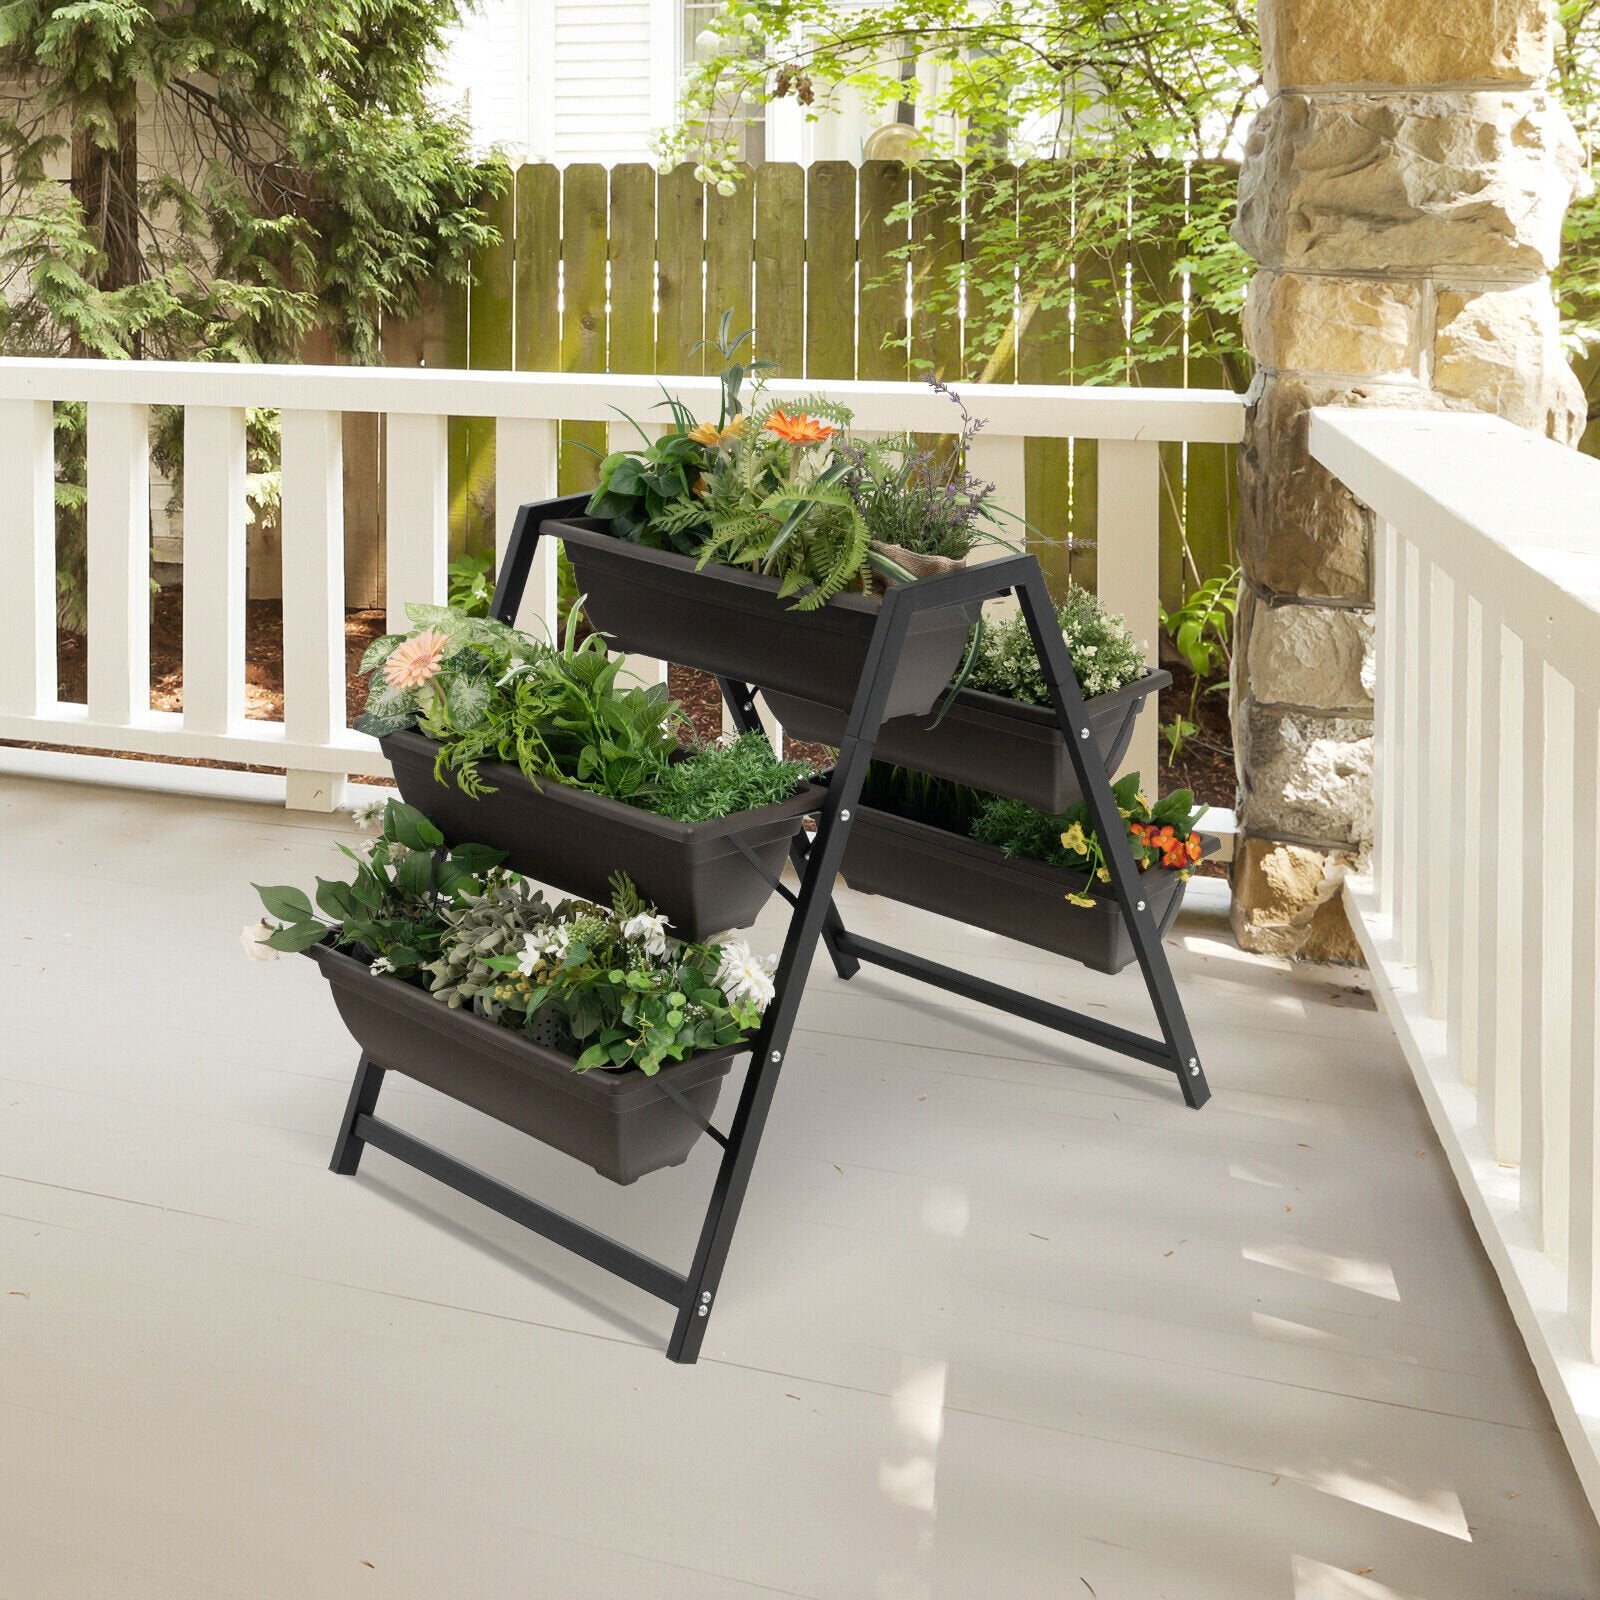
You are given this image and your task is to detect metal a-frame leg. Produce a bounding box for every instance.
[330,1053,387,1175]
[1012,569,1211,1110]
[666,600,917,1362]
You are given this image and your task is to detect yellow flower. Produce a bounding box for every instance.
[1135,790,1149,810]
[1065,892,1097,909]
[1060,822,1089,855]
[1096,867,1111,883]
[688,417,746,448]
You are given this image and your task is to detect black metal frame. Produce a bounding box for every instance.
[329,495,1211,1365]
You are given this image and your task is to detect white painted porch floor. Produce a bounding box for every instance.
[3,773,1599,1600]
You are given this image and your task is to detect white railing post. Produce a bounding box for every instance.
[494,417,560,635]
[1451,590,1483,1083]
[1520,651,1549,1245]
[1371,519,1400,918]
[0,398,57,717]
[1423,569,1457,1020]
[181,407,247,737]
[280,409,347,811]
[86,401,151,728]
[607,419,666,691]
[1095,438,1163,788]
[384,412,451,633]
[1540,670,1576,1264]
[1567,691,1600,1355]
[1394,539,1423,967]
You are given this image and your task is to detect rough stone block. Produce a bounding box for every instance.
[1262,0,1552,93]
[1230,836,1365,963]
[1235,91,1586,275]
[1244,270,1421,379]
[1433,282,1588,444]
[1241,704,1374,848]
[1244,596,1375,711]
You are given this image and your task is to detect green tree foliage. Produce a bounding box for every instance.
[1556,2,1600,439]
[664,0,1262,388]
[0,0,504,363]
[0,0,505,625]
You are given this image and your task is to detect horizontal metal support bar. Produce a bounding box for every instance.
[353,1114,689,1305]
[833,934,1179,1074]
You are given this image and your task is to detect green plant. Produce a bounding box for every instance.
[447,552,496,619]
[840,378,1018,561]
[248,824,777,1076]
[248,799,505,969]
[1158,568,1239,762]
[468,874,776,1075]
[647,732,815,823]
[857,763,993,837]
[360,604,813,816]
[972,776,1204,904]
[967,589,1149,705]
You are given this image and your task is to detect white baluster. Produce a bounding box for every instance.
[1423,568,1456,1020]
[1094,438,1162,787]
[0,399,57,716]
[385,413,450,632]
[1567,691,1600,1354]
[1395,540,1423,966]
[280,409,346,811]
[181,407,247,737]
[1541,669,1575,1263]
[495,417,560,635]
[86,401,151,727]
[1482,621,1522,1165]
[1372,519,1400,919]
[1519,645,1547,1242]
[1453,592,1484,1085]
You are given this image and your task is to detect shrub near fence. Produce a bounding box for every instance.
[341,160,1243,614]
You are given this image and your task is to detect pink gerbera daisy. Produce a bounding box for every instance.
[383,628,451,690]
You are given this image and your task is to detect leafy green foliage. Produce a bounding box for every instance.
[360,604,814,818]
[967,588,1149,704]
[588,319,1016,610]
[447,552,496,619]
[0,0,504,627]
[861,764,1203,908]
[252,799,504,967]
[1158,566,1239,760]
[467,876,774,1075]
[252,817,775,1076]
[663,2,1261,390]
[647,732,815,822]
[1556,4,1600,436]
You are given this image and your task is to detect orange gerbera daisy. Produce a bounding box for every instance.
[765,409,836,446]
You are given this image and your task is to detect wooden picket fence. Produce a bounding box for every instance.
[339,159,1242,613]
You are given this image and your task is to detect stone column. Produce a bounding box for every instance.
[1229,0,1589,959]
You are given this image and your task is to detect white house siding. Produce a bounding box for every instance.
[551,0,665,162]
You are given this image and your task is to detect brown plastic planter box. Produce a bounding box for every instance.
[308,943,739,1185]
[550,517,983,721]
[382,729,826,943]
[764,670,1170,813]
[840,807,1215,975]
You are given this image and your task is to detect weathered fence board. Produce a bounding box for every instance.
[336,159,1244,610]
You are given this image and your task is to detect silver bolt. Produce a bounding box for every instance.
[1079,729,1090,741]
[1188,1060,1201,1077]
[770,1050,783,1063]
[1136,900,1146,912]
[840,808,852,821]
[697,1305,708,1317]
[700,1291,712,1303]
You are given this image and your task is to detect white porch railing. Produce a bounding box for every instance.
[1313,407,1600,1517]
[0,357,1244,808]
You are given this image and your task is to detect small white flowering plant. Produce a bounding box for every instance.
[467,874,775,1075]
[250,805,775,1077]
[965,588,1149,704]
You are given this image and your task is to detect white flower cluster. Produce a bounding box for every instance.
[715,939,777,1011]
[515,923,572,976]
[621,909,672,958]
